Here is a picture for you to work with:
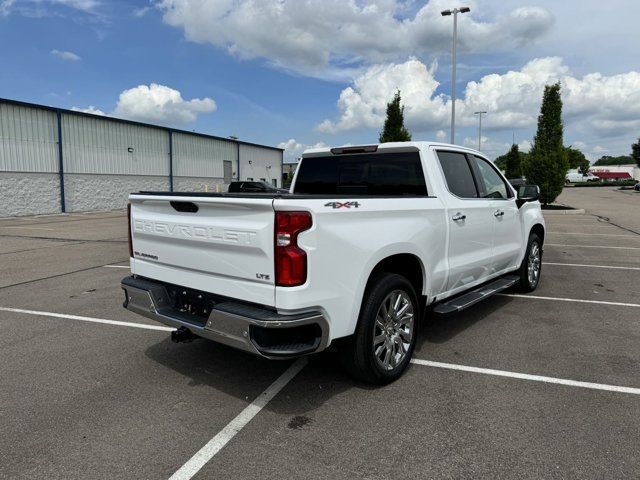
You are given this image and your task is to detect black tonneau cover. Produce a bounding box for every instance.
[135,191,285,199]
[133,191,431,199]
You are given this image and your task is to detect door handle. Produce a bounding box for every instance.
[494,210,504,217]
[452,212,466,221]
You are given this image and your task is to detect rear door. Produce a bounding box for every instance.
[469,155,522,273]
[129,194,276,306]
[435,150,495,291]
[223,160,232,184]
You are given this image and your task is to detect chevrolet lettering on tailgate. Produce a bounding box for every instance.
[133,220,258,245]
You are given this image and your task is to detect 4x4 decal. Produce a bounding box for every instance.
[324,201,361,209]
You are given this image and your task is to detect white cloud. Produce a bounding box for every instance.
[593,145,608,154]
[157,0,553,78]
[461,136,530,158]
[133,5,150,17]
[51,49,81,61]
[3,0,101,16]
[462,135,510,155]
[518,140,532,153]
[278,138,327,162]
[456,57,567,129]
[49,0,100,11]
[317,58,448,133]
[71,84,217,126]
[435,130,447,141]
[113,83,216,125]
[318,57,640,143]
[567,140,613,161]
[463,135,485,150]
[71,105,105,116]
[0,0,15,16]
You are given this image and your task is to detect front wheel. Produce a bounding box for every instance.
[340,273,419,384]
[517,233,542,292]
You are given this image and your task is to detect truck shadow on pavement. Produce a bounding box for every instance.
[143,335,356,416]
[420,295,514,345]
[143,295,515,418]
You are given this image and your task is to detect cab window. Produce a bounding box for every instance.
[294,152,428,196]
[470,155,512,199]
[435,151,478,198]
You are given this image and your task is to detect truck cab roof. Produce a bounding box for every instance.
[301,141,484,158]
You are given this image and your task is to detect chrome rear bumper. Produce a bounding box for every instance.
[121,276,329,359]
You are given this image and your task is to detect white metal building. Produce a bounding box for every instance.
[589,164,640,181]
[0,98,283,217]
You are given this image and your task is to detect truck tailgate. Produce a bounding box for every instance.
[129,194,276,307]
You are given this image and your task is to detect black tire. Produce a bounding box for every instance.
[339,273,419,384]
[517,233,542,292]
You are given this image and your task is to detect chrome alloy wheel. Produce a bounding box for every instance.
[373,290,414,371]
[527,241,541,287]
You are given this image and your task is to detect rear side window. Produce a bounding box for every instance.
[293,152,428,196]
[436,151,478,198]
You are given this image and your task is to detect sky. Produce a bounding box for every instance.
[1,0,639,163]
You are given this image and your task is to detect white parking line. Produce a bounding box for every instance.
[546,243,640,250]
[499,294,640,308]
[3,226,55,231]
[103,265,129,268]
[4,301,639,477]
[545,262,640,271]
[547,232,636,237]
[169,358,308,480]
[411,359,640,395]
[544,223,619,227]
[0,304,306,478]
[0,307,174,331]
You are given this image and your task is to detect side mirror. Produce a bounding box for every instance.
[516,185,540,208]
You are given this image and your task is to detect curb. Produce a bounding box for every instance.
[542,208,585,215]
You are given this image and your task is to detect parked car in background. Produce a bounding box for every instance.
[565,171,599,184]
[508,178,526,189]
[122,142,544,384]
[228,181,289,194]
[634,182,640,192]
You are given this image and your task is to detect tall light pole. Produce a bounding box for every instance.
[474,111,486,151]
[441,6,470,145]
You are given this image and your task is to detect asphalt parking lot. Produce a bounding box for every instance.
[1,187,639,479]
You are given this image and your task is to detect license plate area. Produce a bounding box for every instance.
[151,280,222,327]
[170,286,214,320]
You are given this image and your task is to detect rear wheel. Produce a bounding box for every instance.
[340,273,419,384]
[517,233,542,292]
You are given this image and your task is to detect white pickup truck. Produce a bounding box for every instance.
[122,142,545,383]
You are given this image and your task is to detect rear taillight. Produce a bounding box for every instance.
[274,211,312,286]
[127,203,133,258]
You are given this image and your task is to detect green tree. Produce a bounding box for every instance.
[494,149,528,173]
[632,137,640,167]
[283,171,293,188]
[379,90,411,143]
[493,153,508,171]
[593,155,633,166]
[565,146,589,173]
[522,83,569,205]
[504,144,522,179]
